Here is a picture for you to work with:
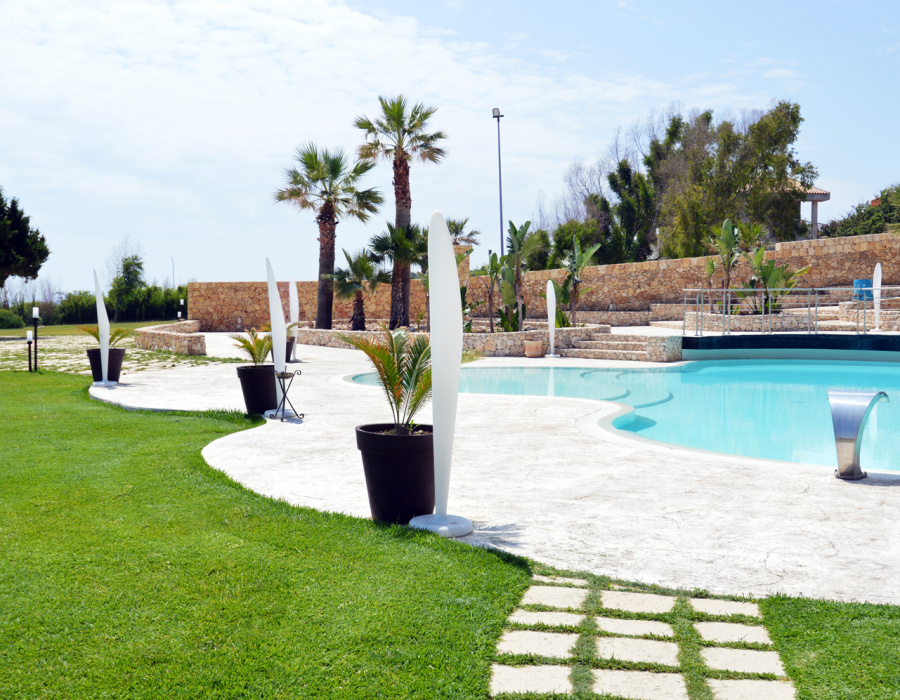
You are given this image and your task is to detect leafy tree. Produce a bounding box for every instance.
[355,95,447,327]
[109,254,144,322]
[446,217,481,246]
[275,143,383,329]
[0,188,50,288]
[821,184,900,238]
[522,229,553,270]
[591,159,656,262]
[368,223,427,328]
[322,249,390,331]
[659,102,817,257]
[551,219,602,266]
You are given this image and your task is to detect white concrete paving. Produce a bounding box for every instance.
[87,334,900,604]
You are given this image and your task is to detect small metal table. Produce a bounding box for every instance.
[274,369,304,421]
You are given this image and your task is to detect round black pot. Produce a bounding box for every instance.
[236,364,277,414]
[86,347,126,383]
[270,338,296,364]
[355,423,435,524]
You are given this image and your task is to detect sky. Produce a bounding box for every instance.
[2,0,898,294]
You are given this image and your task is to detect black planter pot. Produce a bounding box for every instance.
[270,338,296,364]
[86,347,126,383]
[236,364,277,414]
[355,423,435,524]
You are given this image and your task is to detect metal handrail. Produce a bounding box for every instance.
[682,285,900,336]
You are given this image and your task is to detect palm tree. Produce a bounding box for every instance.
[322,249,391,331]
[355,95,446,327]
[275,143,383,329]
[446,217,481,246]
[369,223,427,329]
[561,235,601,327]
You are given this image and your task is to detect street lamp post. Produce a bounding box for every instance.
[492,108,505,257]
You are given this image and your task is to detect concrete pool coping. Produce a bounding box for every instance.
[89,333,900,605]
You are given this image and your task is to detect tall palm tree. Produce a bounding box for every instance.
[322,249,391,331]
[355,95,446,327]
[275,143,383,329]
[369,223,427,328]
[446,217,481,246]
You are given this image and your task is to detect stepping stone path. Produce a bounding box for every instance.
[491,575,797,699]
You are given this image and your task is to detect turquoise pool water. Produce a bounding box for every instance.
[352,360,900,472]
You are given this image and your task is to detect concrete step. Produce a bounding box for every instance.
[559,348,650,361]
[575,340,648,351]
[650,321,684,329]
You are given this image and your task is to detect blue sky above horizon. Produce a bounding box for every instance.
[2,0,898,293]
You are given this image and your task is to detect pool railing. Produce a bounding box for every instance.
[682,286,900,336]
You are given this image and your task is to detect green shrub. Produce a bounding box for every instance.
[821,183,900,238]
[0,308,25,329]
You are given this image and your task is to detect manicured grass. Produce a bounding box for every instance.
[0,320,172,339]
[762,595,900,699]
[0,372,531,698]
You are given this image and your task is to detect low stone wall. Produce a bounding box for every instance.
[650,304,685,321]
[683,312,813,333]
[134,321,207,355]
[838,302,900,330]
[577,310,652,326]
[646,336,683,362]
[296,325,611,358]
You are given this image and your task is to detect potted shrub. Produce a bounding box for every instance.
[262,322,299,364]
[230,328,277,414]
[80,326,133,383]
[338,326,435,523]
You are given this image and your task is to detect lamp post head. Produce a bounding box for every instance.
[32,307,39,319]
[492,107,502,119]
[27,330,33,342]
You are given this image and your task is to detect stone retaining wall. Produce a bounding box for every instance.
[646,336,683,362]
[134,321,207,355]
[296,325,611,358]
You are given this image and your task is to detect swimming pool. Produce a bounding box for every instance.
[353,360,900,472]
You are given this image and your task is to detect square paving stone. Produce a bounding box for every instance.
[521,585,588,610]
[601,590,676,614]
[597,617,674,638]
[491,664,572,695]
[594,637,680,666]
[497,630,579,659]
[690,598,760,618]
[509,610,585,627]
[533,574,589,587]
[593,669,688,700]
[708,678,796,699]
[695,621,772,645]
[702,647,785,675]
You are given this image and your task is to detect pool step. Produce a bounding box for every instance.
[560,333,654,362]
[574,340,647,351]
[559,348,650,361]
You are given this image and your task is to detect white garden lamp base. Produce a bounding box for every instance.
[92,380,117,387]
[409,513,473,538]
[546,353,560,358]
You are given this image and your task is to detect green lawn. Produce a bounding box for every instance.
[0,371,531,698]
[0,320,172,339]
[1,371,898,699]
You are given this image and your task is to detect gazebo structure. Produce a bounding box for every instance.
[803,183,831,238]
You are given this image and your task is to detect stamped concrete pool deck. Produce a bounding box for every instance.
[89,332,900,605]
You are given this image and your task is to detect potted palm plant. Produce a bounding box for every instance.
[337,325,435,523]
[80,326,133,383]
[230,328,277,414]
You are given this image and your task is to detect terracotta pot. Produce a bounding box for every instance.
[355,424,435,523]
[86,347,126,383]
[236,364,277,414]
[524,340,545,358]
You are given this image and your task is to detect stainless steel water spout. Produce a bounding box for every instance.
[828,390,889,480]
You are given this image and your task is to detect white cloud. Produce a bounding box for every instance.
[1,0,787,289]
[764,68,800,79]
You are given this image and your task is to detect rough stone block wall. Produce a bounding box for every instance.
[188,245,471,332]
[646,336,683,362]
[295,325,611,358]
[134,321,207,355]
[466,232,900,316]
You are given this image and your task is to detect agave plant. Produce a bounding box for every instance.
[229,328,273,365]
[79,326,134,346]
[337,325,431,434]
